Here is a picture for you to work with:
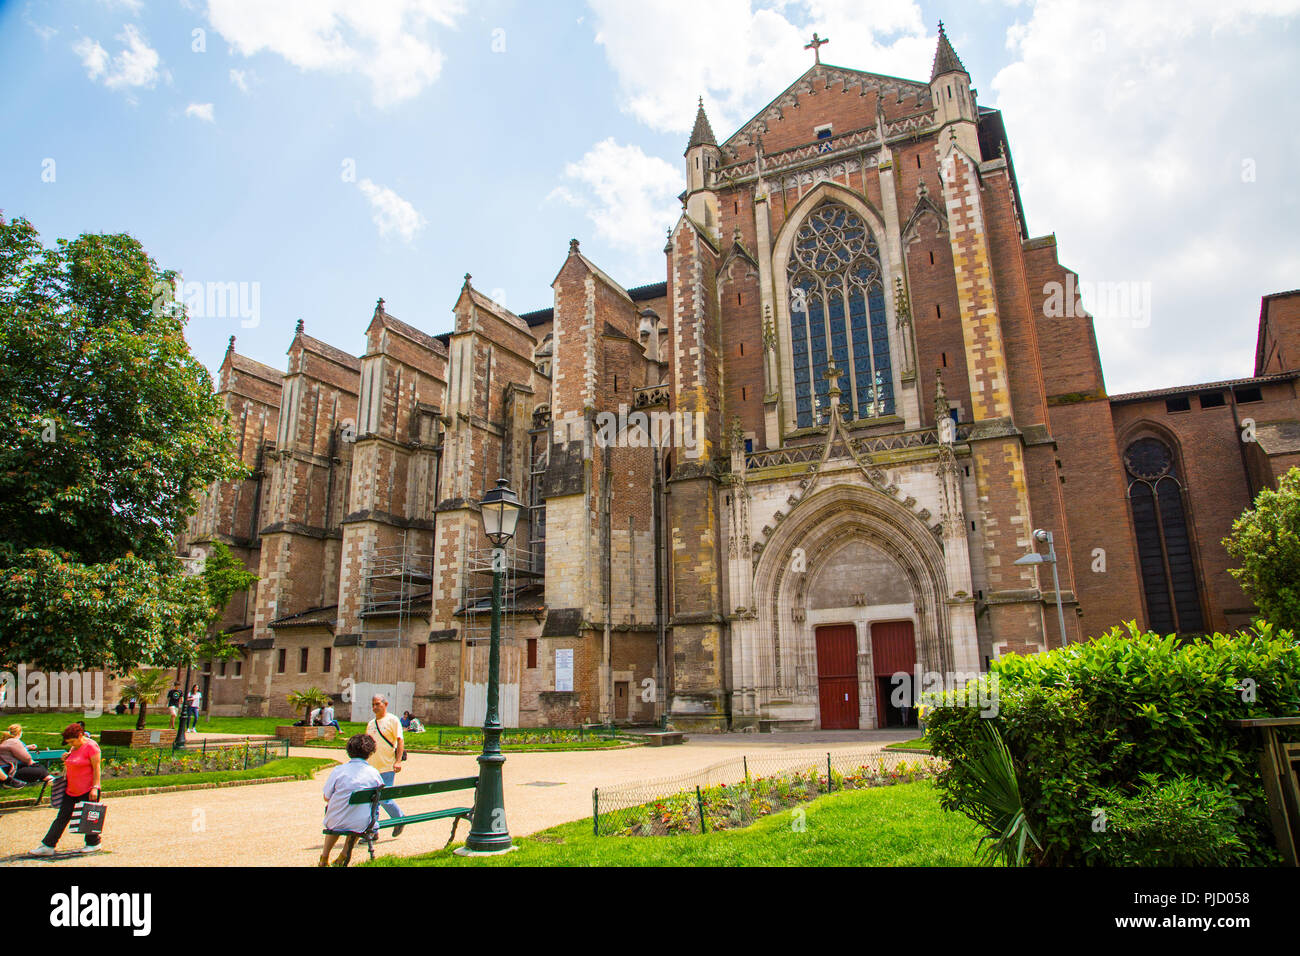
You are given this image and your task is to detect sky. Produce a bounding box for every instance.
[2,0,1298,396]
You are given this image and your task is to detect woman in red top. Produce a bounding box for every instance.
[30,723,103,856]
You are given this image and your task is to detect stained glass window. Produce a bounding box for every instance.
[1123,437,1204,634]
[787,202,893,428]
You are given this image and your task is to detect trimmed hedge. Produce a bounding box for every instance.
[926,622,1300,865]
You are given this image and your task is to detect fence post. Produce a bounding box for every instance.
[263,741,268,765]
[202,739,207,756]
[592,788,599,837]
[243,743,249,770]
[156,749,162,774]
[827,753,833,792]
[696,785,707,834]
[743,755,749,785]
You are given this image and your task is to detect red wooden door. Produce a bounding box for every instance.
[871,621,917,729]
[815,625,859,730]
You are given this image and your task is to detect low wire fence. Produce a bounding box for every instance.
[592,747,944,836]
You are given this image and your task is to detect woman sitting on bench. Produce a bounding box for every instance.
[320,734,385,866]
[0,724,54,788]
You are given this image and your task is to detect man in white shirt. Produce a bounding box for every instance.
[309,706,321,726]
[366,694,405,836]
[321,703,341,731]
[319,734,384,866]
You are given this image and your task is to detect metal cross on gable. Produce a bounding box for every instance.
[805,32,830,65]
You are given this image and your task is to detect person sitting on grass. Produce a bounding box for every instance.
[319,733,384,867]
[0,724,55,788]
[321,703,341,732]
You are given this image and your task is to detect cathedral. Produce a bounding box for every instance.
[180,27,1300,731]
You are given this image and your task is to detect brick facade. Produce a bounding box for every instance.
[179,32,1300,731]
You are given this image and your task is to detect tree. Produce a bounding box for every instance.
[0,216,244,672]
[195,540,257,664]
[288,687,331,725]
[1224,467,1300,634]
[117,667,174,731]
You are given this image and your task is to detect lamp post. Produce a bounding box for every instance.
[1014,529,1068,648]
[172,660,192,750]
[460,477,523,855]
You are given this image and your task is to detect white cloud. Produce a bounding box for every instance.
[185,102,215,122]
[989,0,1300,392]
[588,0,933,135]
[548,139,682,267]
[228,68,254,92]
[74,37,110,80]
[205,0,465,107]
[74,24,163,92]
[358,178,427,242]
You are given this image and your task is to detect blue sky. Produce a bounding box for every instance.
[3,0,1297,395]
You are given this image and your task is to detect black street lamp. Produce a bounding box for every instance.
[172,660,192,750]
[460,477,523,855]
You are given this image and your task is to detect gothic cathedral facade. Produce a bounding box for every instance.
[181,28,1300,730]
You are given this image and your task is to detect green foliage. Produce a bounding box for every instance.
[0,216,243,672]
[116,666,173,730]
[951,722,1042,866]
[927,621,1300,865]
[287,686,331,723]
[1087,774,1248,867]
[1225,467,1300,634]
[196,540,256,661]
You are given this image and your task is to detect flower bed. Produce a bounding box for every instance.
[608,758,942,837]
[99,745,278,780]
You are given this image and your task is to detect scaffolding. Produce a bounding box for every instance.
[458,540,533,647]
[360,532,433,649]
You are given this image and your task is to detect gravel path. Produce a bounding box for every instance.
[0,732,914,867]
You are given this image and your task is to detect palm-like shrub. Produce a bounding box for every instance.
[117,667,173,730]
[954,721,1042,866]
[287,687,331,726]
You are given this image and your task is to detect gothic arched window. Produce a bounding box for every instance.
[1123,437,1204,634]
[787,202,893,428]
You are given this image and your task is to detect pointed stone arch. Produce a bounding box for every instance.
[732,481,952,727]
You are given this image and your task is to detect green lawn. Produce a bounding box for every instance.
[885,737,931,752]
[0,756,336,804]
[365,781,987,867]
[6,712,632,753]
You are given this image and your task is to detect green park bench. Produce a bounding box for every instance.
[324,775,479,862]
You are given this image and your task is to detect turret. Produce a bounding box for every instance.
[929,22,979,157]
[684,97,722,240]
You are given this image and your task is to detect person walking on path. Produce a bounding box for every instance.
[166,683,183,729]
[365,694,405,836]
[0,724,55,788]
[187,684,202,731]
[319,734,385,866]
[29,724,103,856]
